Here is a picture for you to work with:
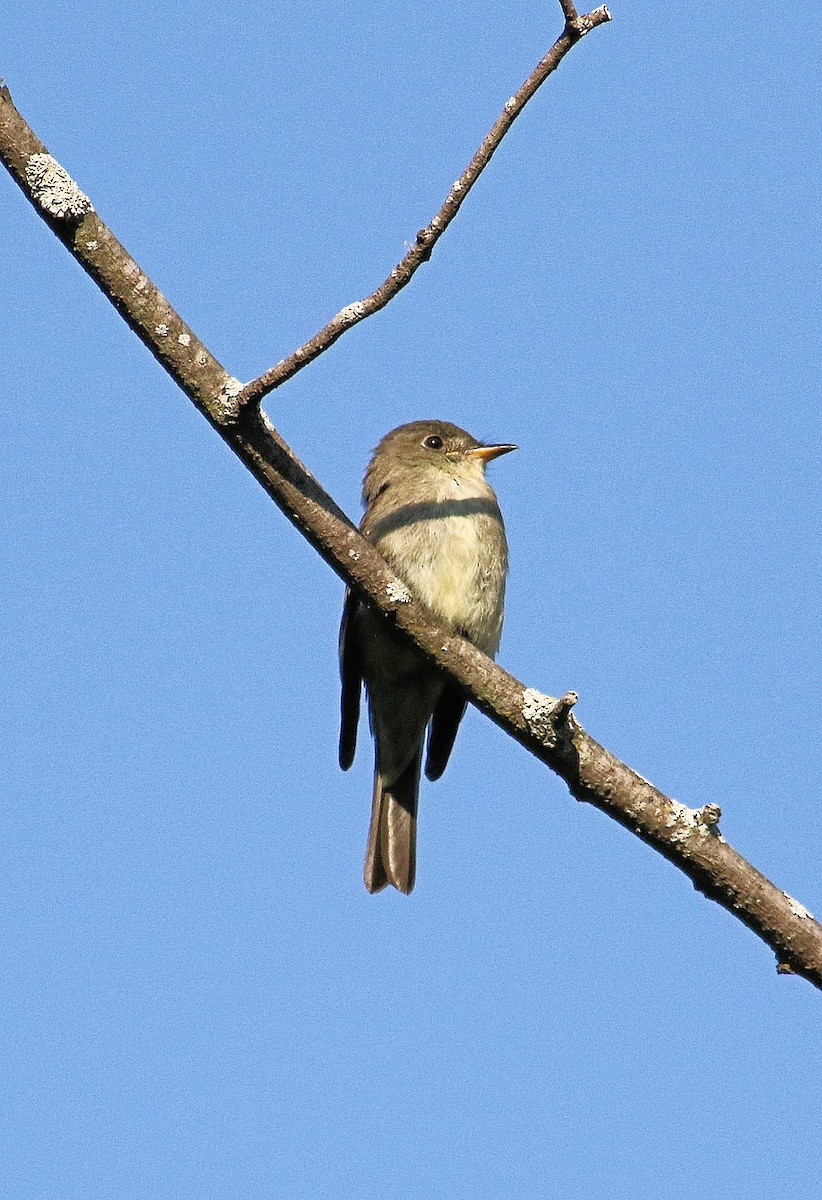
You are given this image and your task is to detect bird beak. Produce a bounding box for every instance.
[467,443,518,463]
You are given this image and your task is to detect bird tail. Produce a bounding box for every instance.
[364,750,421,895]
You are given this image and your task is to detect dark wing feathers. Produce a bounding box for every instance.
[338,590,362,770]
[424,684,467,781]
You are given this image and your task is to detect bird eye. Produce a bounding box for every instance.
[423,435,444,450]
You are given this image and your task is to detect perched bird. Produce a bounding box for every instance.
[339,420,515,894]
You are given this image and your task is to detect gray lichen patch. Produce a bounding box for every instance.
[665,800,700,843]
[386,580,411,604]
[522,687,556,741]
[215,376,244,424]
[665,799,723,843]
[337,301,366,324]
[25,153,93,220]
[783,893,815,921]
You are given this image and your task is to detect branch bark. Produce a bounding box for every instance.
[2,8,821,991]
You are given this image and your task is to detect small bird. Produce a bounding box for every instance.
[339,420,515,894]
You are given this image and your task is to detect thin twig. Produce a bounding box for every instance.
[235,5,611,411]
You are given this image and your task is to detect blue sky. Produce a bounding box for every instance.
[3,2,821,1197]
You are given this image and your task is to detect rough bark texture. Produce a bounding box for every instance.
[2,4,821,991]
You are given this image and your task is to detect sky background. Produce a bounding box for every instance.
[3,2,821,1197]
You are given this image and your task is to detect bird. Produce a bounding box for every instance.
[338,420,515,893]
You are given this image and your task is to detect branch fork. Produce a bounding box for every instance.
[232,3,612,416]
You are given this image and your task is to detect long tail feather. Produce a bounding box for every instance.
[363,751,421,894]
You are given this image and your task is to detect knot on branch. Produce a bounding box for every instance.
[522,687,577,746]
[668,800,724,844]
[415,227,435,261]
[696,802,722,830]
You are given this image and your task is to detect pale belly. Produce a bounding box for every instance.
[379,508,506,655]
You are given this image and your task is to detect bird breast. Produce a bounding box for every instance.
[373,472,507,655]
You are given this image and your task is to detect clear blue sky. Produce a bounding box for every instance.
[3,2,821,1197]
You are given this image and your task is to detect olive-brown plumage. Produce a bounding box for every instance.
[339,421,515,893]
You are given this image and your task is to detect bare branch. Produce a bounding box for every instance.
[234,5,611,412]
[2,17,821,991]
[558,1,581,24]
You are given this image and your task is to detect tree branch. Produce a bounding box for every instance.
[233,5,611,412]
[2,8,821,990]
[558,1,581,26]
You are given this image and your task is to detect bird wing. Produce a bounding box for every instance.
[424,684,467,781]
[338,588,362,770]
